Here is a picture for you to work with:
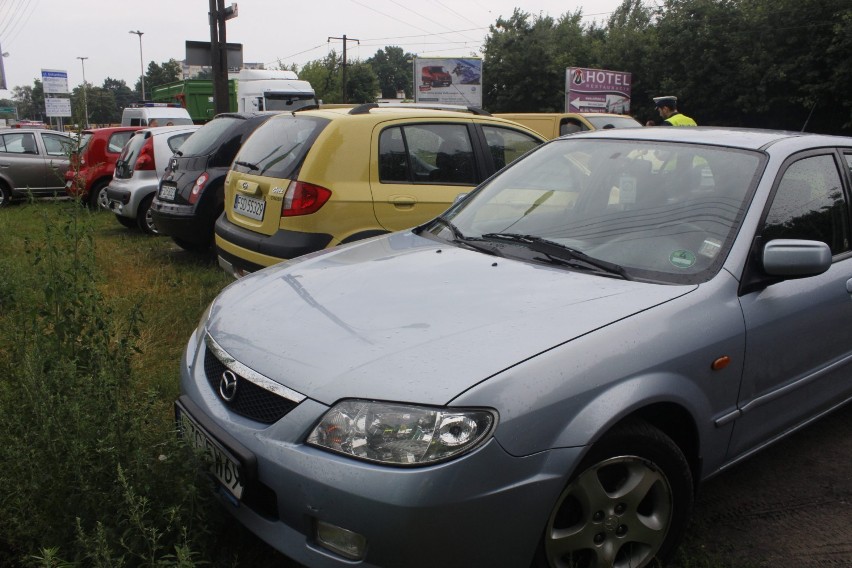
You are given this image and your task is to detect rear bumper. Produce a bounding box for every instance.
[151,199,214,245]
[214,213,333,275]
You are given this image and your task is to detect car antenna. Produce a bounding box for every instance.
[801,100,817,132]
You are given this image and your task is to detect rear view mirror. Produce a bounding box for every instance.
[762,239,831,277]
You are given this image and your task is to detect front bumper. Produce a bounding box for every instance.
[178,329,582,568]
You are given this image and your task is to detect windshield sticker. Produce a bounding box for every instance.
[699,238,722,258]
[669,250,696,269]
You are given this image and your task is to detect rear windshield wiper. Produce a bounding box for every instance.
[481,232,631,280]
[234,160,259,171]
[432,217,502,257]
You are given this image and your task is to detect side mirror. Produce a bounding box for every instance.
[762,239,831,277]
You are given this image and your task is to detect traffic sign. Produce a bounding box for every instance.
[0,107,15,113]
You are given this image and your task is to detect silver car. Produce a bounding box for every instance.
[0,128,74,207]
[106,125,199,233]
[177,127,852,568]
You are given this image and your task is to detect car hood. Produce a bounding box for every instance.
[207,232,695,406]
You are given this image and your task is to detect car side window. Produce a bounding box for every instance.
[108,132,135,153]
[167,133,193,153]
[844,152,852,178]
[762,154,850,255]
[0,132,38,154]
[481,126,542,171]
[43,133,72,156]
[559,119,586,136]
[379,124,476,186]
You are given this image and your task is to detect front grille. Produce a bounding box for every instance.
[203,346,299,424]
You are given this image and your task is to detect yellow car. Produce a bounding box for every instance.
[493,112,642,139]
[215,103,545,276]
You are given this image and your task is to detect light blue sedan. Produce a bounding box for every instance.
[177,127,852,568]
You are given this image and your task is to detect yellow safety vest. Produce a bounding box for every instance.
[665,113,697,126]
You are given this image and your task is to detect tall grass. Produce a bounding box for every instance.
[0,200,290,567]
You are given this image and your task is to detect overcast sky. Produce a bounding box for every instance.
[0,0,626,95]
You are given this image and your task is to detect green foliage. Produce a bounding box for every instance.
[366,46,415,99]
[0,204,237,567]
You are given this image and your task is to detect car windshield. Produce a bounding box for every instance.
[231,114,327,179]
[77,132,94,153]
[175,115,242,156]
[263,94,318,112]
[433,138,764,284]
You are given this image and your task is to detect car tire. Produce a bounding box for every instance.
[0,183,11,207]
[88,180,110,210]
[115,214,136,228]
[533,420,693,568]
[137,195,159,235]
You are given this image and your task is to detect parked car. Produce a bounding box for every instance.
[421,65,452,87]
[0,128,74,207]
[177,126,852,567]
[151,111,283,251]
[64,126,142,208]
[215,103,545,277]
[494,112,643,139]
[106,125,199,233]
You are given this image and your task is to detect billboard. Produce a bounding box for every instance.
[565,67,631,114]
[41,69,69,95]
[414,57,482,108]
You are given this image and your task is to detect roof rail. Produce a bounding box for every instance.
[348,102,491,116]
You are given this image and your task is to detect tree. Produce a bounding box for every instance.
[12,80,44,122]
[345,62,379,104]
[102,77,135,120]
[367,46,415,99]
[135,59,182,97]
[300,51,342,103]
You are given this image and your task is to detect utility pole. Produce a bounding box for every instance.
[328,35,359,103]
[209,0,238,115]
[77,56,88,128]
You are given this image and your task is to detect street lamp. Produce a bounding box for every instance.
[129,30,145,100]
[76,56,88,128]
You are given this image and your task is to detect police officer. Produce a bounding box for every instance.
[653,96,697,126]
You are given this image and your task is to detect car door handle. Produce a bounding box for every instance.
[390,196,416,207]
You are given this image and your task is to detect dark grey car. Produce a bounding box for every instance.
[0,128,74,206]
[177,127,852,567]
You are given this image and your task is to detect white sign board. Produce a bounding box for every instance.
[45,97,72,117]
[414,58,482,108]
[41,69,69,95]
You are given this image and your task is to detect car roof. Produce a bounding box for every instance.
[135,125,201,135]
[0,128,68,134]
[560,125,852,151]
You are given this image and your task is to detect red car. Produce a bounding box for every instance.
[65,126,142,208]
[421,65,452,87]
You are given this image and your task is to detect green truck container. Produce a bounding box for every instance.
[151,80,237,123]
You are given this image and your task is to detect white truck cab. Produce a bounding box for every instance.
[236,69,317,113]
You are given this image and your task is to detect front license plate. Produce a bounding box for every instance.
[234,193,265,221]
[176,404,245,499]
[159,183,176,201]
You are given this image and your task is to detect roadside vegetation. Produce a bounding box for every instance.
[0,200,759,567]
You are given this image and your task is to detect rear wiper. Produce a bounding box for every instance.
[234,160,259,171]
[481,232,631,280]
[432,217,502,257]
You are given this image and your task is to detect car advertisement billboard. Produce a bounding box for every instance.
[414,57,482,108]
[565,67,631,114]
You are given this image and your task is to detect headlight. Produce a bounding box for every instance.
[307,400,496,466]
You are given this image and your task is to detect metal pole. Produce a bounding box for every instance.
[77,56,88,128]
[129,30,145,100]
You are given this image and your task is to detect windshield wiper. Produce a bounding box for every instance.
[481,232,631,280]
[234,160,259,171]
[432,217,502,257]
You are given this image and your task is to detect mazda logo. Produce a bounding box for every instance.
[219,370,239,402]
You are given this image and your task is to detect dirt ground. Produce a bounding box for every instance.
[680,402,852,566]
